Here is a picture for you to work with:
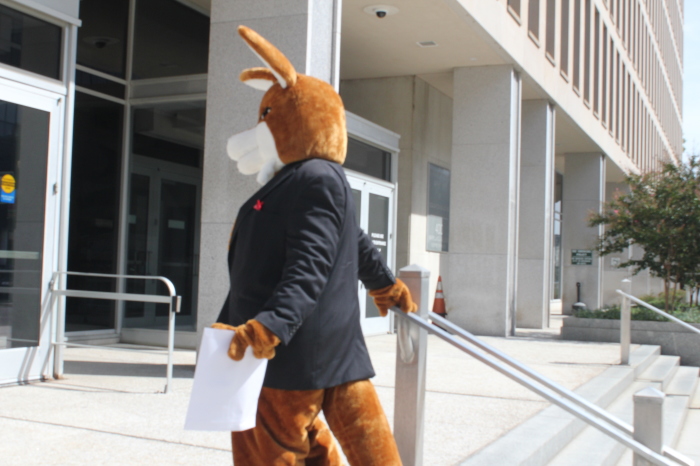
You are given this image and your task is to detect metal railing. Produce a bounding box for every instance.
[392,265,693,466]
[50,271,181,394]
[618,278,700,366]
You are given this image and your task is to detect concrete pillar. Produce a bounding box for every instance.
[448,66,521,337]
[517,101,555,329]
[562,153,605,313]
[602,181,629,306]
[197,1,340,334]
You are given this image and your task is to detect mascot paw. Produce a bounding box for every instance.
[212,320,281,361]
[369,279,418,316]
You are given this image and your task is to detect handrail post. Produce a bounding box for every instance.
[620,278,632,365]
[633,387,665,466]
[394,265,430,466]
[53,274,65,379]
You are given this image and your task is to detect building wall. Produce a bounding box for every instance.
[340,76,453,305]
[452,0,683,175]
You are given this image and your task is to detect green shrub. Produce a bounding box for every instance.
[573,304,700,323]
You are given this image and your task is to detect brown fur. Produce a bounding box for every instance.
[368,278,418,316]
[211,320,280,360]
[238,26,297,88]
[231,380,401,465]
[238,26,347,166]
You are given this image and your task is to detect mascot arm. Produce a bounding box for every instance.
[254,170,344,346]
[357,227,417,316]
[211,320,280,360]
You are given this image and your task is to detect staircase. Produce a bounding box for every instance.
[462,345,699,465]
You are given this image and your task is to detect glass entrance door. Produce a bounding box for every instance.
[346,172,395,335]
[124,159,200,329]
[0,82,62,384]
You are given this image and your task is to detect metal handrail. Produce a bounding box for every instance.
[616,289,700,337]
[391,307,687,466]
[50,271,181,394]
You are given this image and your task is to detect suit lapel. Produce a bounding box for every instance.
[228,161,302,257]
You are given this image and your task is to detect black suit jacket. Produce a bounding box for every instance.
[216,158,395,390]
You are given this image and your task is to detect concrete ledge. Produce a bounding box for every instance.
[561,317,700,366]
[119,328,198,350]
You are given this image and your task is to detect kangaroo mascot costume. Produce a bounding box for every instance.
[211,26,416,465]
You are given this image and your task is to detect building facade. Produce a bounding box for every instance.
[0,0,683,384]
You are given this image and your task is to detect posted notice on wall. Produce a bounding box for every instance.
[184,328,267,432]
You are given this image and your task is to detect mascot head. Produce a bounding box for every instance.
[226,26,347,185]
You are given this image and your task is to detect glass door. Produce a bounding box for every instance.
[0,82,62,384]
[124,160,200,329]
[346,172,395,335]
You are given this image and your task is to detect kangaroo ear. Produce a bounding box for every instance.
[238,25,297,89]
[240,67,276,91]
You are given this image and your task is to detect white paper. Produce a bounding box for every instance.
[184,327,268,431]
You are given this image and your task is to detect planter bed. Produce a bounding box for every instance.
[561,317,700,366]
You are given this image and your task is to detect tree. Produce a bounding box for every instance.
[589,158,700,311]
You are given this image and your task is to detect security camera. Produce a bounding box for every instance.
[375,9,387,18]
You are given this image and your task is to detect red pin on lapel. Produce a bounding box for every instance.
[253,199,264,211]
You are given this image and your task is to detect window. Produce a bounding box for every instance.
[66,93,124,331]
[77,0,129,78]
[546,0,557,61]
[573,0,582,89]
[0,4,62,79]
[132,0,209,79]
[508,0,521,20]
[601,27,608,123]
[593,9,600,115]
[560,0,570,75]
[427,164,450,252]
[529,0,540,42]
[344,138,392,182]
[583,0,591,103]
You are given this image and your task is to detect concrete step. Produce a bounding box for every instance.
[547,381,654,466]
[637,355,680,391]
[461,346,660,466]
[666,366,700,397]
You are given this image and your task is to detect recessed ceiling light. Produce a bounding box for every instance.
[417,41,438,48]
[470,57,478,61]
[363,5,399,18]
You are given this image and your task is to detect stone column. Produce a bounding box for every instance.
[517,101,555,329]
[562,153,605,313]
[447,66,521,337]
[197,0,340,335]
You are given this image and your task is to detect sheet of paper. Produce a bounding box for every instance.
[184,327,268,432]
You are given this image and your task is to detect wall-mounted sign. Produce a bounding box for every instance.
[1,173,16,204]
[571,249,593,265]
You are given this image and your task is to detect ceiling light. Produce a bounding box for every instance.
[417,41,438,48]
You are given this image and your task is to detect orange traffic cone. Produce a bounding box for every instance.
[432,276,447,318]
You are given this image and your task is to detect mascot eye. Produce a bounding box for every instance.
[260,107,272,120]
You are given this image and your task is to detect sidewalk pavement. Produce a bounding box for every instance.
[0,331,632,465]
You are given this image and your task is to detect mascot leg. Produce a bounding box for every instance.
[323,380,402,466]
[232,386,343,465]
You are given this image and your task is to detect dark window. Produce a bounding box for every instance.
[584,0,591,103]
[573,0,581,89]
[75,69,126,99]
[77,0,129,78]
[529,0,540,41]
[560,0,570,74]
[66,92,124,332]
[546,0,556,60]
[508,0,521,18]
[0,101,49,348]
[427,164,450,252]
[132,0,209,79]
[344,138,391,182]
[0,4,61,79]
